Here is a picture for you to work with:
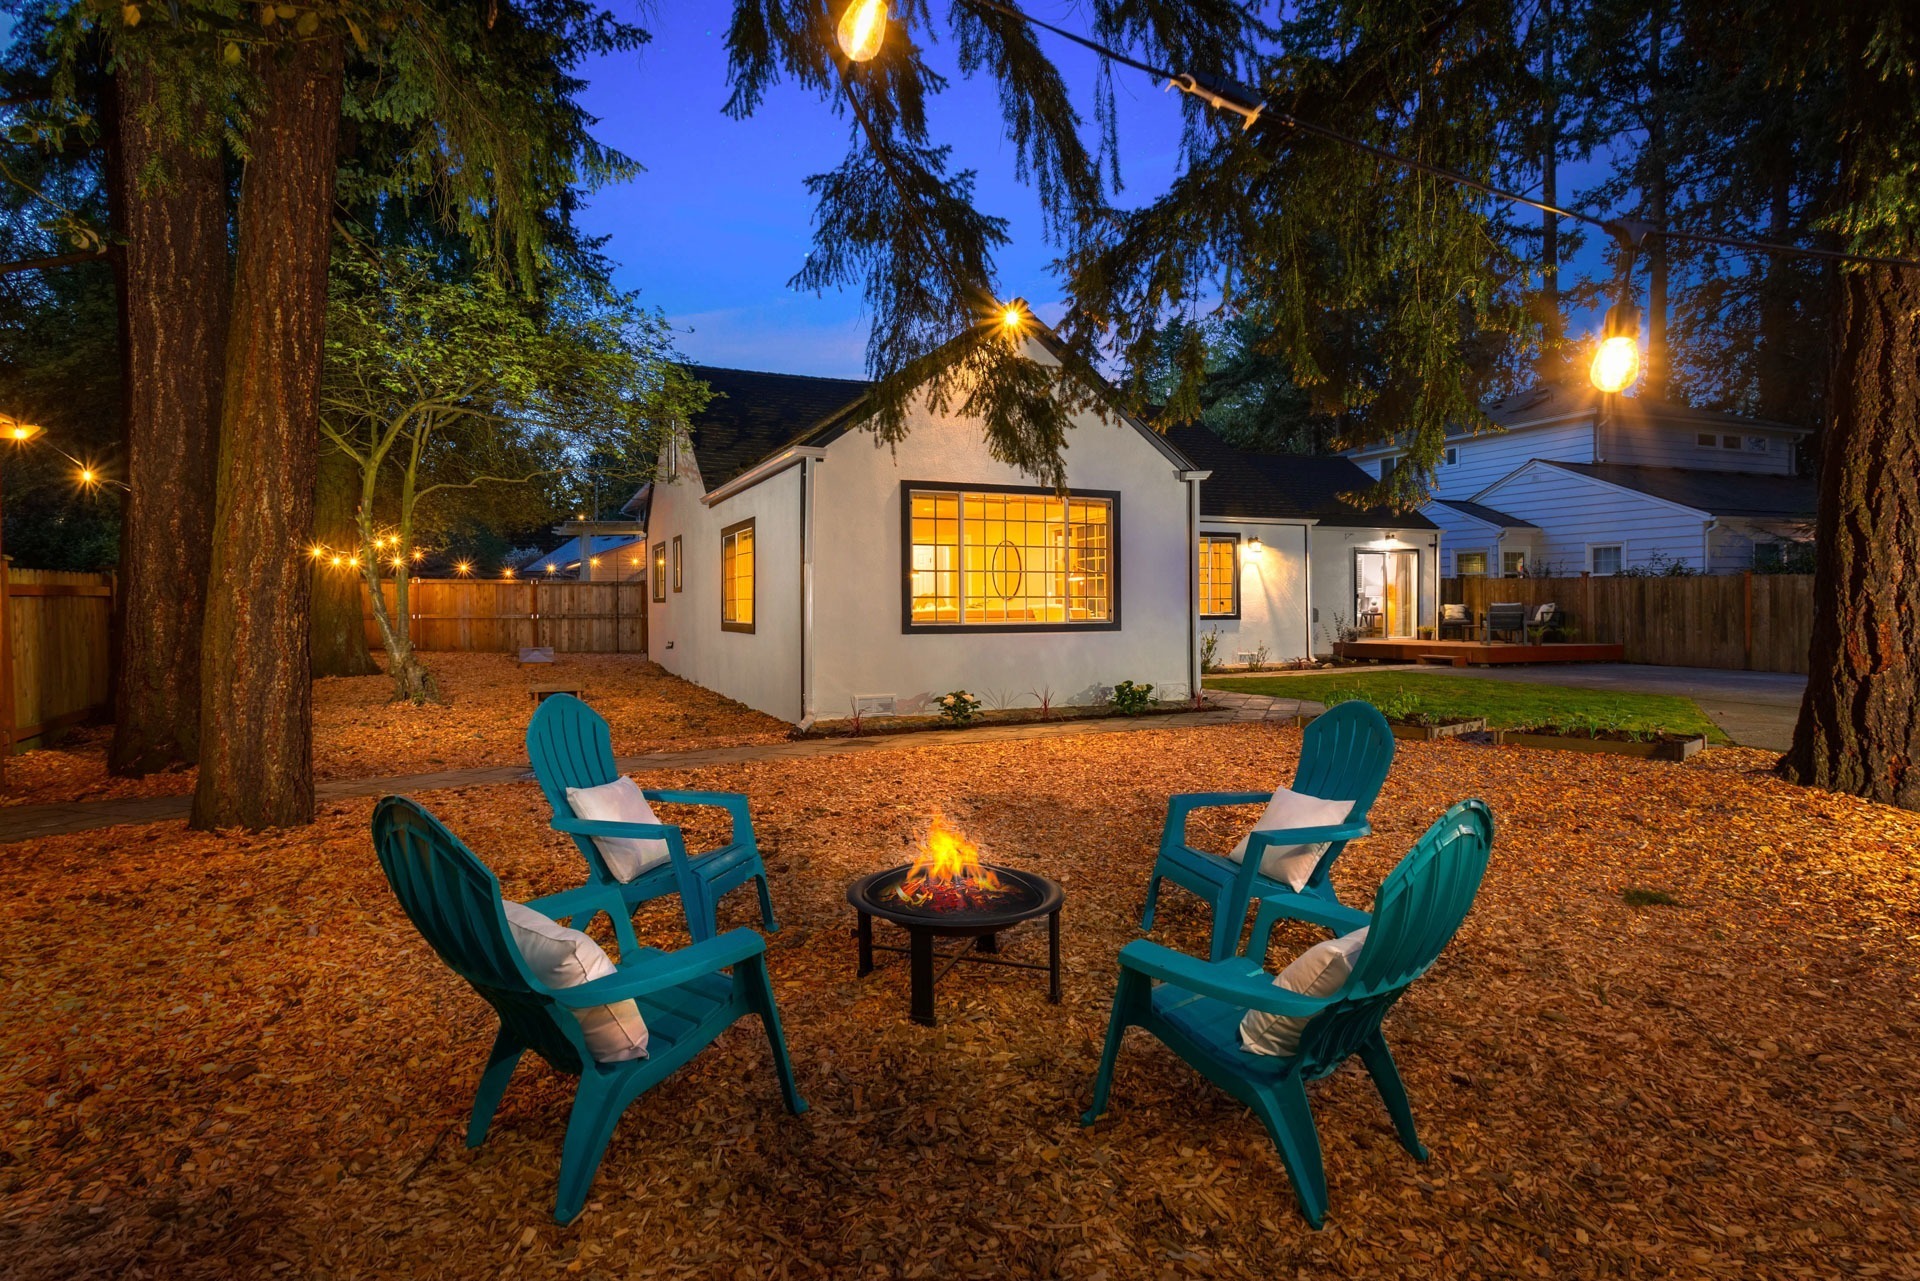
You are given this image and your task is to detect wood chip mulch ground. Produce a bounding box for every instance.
[0,654,789,807]
[2,725,1915,1279]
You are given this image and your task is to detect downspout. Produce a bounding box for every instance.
[1303,522,1315,658]
[798,457,816,728]
[1182,473,1202,700]
[1701,517,1718,574]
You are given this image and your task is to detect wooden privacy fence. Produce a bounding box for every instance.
[1441,573,1813,674]
[361,579,647,654]
[4,568,114,751]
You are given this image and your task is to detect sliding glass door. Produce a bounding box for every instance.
[1354,549,1419,638]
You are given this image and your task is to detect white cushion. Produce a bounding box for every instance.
[564,776,670,881]
[1239,927,1369,1057]
[1226,787,1355,890]
[503,900,649,1063]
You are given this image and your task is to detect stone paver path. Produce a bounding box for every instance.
[1,700,1292,844]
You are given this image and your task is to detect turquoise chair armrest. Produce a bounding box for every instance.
[522,881,642,958]
[1244,819,1371,856]
[551,928,768,1005]
[550,814,681,843]
[641,790,754,848]
[1117,939,1335,1019]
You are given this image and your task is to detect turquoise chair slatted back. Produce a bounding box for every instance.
[1290,799,1493,1080]
[371,796,590,1075]
[1292,699,1396,809]
[527,694,623,880]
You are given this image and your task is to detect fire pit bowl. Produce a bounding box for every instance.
[848,863,1063,1026]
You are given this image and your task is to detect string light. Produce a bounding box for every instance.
[454,561,473,576]
[3,417,44,443]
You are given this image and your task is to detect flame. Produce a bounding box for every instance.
[894,813,1008,909]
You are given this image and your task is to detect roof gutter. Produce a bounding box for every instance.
[702,446,829,507]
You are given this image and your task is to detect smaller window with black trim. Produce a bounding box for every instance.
[1198,534,1239,618]
[671,535,683,592]
[721,519,755,632]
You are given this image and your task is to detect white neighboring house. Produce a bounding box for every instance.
[1166,424,1441,660]
[1345,383,1817,576]
[629,347,1205,724]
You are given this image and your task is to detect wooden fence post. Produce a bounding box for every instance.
[0,559,12,770]
[1742,570,1754,670]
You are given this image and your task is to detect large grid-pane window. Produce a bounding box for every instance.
[1199,536,1238,617]
[1455,550,1489,576]
[908,489,1112,626]
[721,520,754,631]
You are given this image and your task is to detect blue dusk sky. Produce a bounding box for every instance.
[572,6,1192,379]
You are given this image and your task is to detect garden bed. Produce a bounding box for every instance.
[800,699,1199,739]
[1495,727,1708,761]
[1293,710,1487,741]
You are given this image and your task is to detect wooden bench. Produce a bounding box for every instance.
[528,683,584,704]
[1416,653,1467,667]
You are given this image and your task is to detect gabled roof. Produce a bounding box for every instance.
[1165,423,1438,529]
[683,365,872,492]
[1349,382,1812,454]
[525,533,645,573]
[1432,498,1537,529]
[1539,461,1818,519]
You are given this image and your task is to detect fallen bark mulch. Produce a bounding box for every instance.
[1,726,1915,1278]
[1,653,788,808]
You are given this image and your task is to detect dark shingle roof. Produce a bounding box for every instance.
[684,365,871,492]
[1164,423,1439,529]
[1542,461,1817,519]
[1433,498,1537,529]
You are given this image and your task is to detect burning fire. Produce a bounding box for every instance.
[893,814,1015,911]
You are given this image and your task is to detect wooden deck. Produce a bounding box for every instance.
[1332,638,1627,666]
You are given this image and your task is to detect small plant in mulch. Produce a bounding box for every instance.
[1621,887,1680,908]
[846,698,866,738]
[1109,680,1155,716]
[935,690,982,726]
[1199,628,1221,673]
[1028,685,1056,719]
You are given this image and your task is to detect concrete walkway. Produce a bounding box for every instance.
[1211,662,1805,752]
[1,702,1272,844]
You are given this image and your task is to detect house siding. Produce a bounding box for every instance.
[1353,417,1599,499]
[1307,527,1441,653]
[1473,464,1712,574]
[642,438,805,721]
[1195,521,1310,666]
[1599,417,1800,475]
[808,370,1194,720]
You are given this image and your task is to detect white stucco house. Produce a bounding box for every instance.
[628,348,1203,723]
[1345,384,1817,576]
[1166,424,1441,660]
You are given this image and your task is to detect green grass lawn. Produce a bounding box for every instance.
[1204,670,1724,740]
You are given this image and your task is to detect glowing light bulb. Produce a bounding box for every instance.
[410,548,424,561]
[1590,335,1641,394]
[309,545,326,559]
[1246,537,1264,558]
[78,467,96,485]
[390,557,405,570]
[1001,304,1024,330]
[837,0,887,62]
[455,561,473,576]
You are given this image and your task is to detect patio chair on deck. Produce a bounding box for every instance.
[370,796,806,1224]
[1527,601,1567,641]
[1485,601,1527,643]
[1437,603,1474,640]
[528,693,777,943]
[1140,699,1395,960]
[1085,799,1494,1228]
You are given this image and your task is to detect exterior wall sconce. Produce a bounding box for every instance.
[1245,538,1264,557]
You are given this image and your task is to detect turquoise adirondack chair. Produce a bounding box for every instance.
[1141,699,1396,960]
[370,796,807,1224]
[527,694,777,942]
[1086,799,1494,1227]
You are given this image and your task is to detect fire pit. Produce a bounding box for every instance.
[847,815,1063,1026]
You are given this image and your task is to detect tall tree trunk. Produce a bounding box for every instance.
[108,56,228,775]
[311,449,377,677]
[191,36,344,831]
[1777,262,1920,808]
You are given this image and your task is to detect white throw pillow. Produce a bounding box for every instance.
[564,776,671,881]
[1226,787,1355,890]
[502,900,649,1063]
[1239,927,1369,1057]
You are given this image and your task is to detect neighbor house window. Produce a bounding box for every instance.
[1590,544,1624,576]
[1199,535,1239,618]
[671,535,682,592]
[721,520,754,631]
[1502,551,1529,577]
[905,485,1115,629]
[651,542,666,602]
[1455,550,1489,576]
[1379,456,1398,483]
[1443,446,1459,466]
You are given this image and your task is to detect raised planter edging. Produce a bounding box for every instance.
[1493,729,1706,762]
[1293,713,1486,741]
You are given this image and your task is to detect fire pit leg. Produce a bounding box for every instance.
[909,928,937,1027]
[856,910,874,977]
[1047,909,1062,1005]
[974,932,999,954]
